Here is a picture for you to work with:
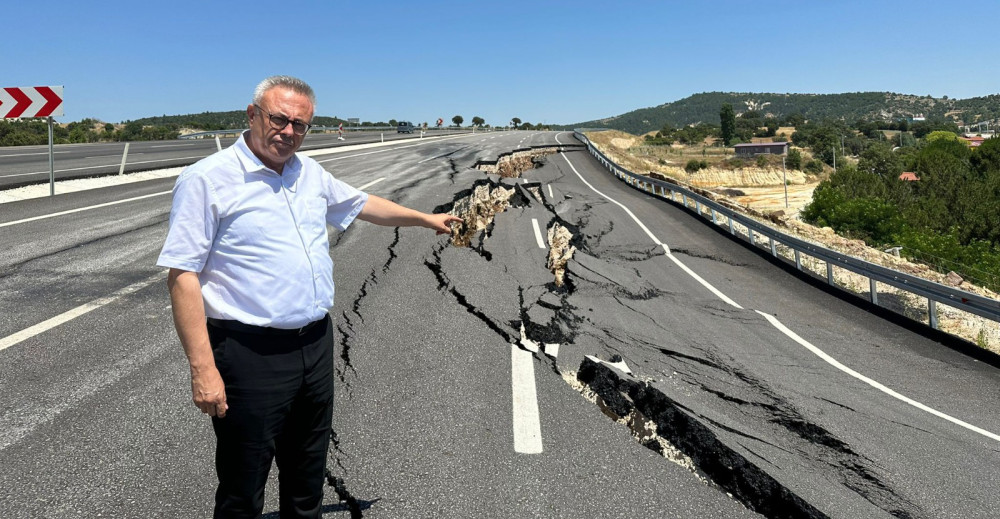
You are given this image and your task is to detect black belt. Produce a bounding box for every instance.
[207,316,326,336]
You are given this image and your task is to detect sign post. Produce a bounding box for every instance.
[1,86,65,195]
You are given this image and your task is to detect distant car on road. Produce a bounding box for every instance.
[397,121,415,134]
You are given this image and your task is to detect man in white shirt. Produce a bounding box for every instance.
[158,75,460,518]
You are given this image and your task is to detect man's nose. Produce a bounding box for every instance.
[279,122,297,137]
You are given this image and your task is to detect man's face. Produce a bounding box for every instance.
[245,87,314,172]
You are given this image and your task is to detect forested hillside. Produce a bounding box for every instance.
[132,111,348,130]
[565,92,1000,135]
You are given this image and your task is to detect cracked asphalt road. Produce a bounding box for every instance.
[2,131,1000,517]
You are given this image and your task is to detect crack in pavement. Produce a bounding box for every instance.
[336,228,401,385]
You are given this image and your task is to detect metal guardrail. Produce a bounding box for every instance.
[178,126,496,139]
[572,130,1000,328]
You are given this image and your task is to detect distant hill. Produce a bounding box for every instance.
[130,110,347,131]
[562,92,1000,135]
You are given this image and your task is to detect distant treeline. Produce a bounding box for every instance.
[0,111,359,147]
[566,92,1000,135]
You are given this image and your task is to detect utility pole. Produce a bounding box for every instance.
[782,155,788,208]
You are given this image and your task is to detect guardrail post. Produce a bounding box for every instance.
[682,193,687,208]
[870,279,878,305]
[729,217,734,235]
[695,200,701,215]
[770,237,777,257]
[929,300,939,329]
[749,230,756,247]
[827,263,834,285]
[711,209,717,225]
[794,250,802,270]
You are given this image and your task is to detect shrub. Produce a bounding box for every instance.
[804,159,824,174]
[685,159,706,173]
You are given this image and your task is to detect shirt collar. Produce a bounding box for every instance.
[235,131,302,175]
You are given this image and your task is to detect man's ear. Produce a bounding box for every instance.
[246,104,255,124]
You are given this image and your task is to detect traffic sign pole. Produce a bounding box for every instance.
[48,117,55,196]
[1,86,64,196]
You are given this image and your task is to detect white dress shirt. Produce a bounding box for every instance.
[157,132,368,328]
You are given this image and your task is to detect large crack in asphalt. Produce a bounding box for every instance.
[329,143,920,517]
[336,228,401,385]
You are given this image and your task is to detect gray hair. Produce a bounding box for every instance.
[252,75,316,107]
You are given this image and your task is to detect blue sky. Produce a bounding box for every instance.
[4,1,998,126]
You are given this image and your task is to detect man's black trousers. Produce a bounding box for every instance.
[207,315,333,519]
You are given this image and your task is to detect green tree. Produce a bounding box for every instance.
[471,116,485,127]
[720,103,736,146]
[511,117,521,128]
[786,148,803,170]
[452,115,463,127]
[972,137,1000,174]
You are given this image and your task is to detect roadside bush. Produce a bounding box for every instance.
[787,148,802,170]
[685,159,709,173]
[756,155,770,168]
[804,159,824,174]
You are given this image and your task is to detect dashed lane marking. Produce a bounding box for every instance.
[511,343,543,454]
[531,218,546,248]
[357,178,385,191]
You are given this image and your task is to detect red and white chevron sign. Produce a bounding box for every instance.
[0,86,64,118]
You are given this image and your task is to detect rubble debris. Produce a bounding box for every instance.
[546,223,576,287]
[474,148,557,178]
[447,181,521,248]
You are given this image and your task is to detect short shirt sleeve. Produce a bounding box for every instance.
[323,174,369,231]
[156,170,220,272]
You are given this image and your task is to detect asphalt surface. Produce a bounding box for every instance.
[0,129,467,189]
[2,131,1000,518]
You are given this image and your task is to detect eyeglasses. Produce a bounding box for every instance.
[254,104,312,135]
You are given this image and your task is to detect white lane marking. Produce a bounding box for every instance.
[0,151,71,158]
[0,190,173,228]
[0,272,166,353]
[568,144,997,443]
[5,155,206,178]
[757,311,1000,443]
[315,134,469,163]
[559,152,668,252]
[559,152,744,308]
[585,354,633,375]
[531,218,546,248]
[357,177,385,191]
[149,144,197,149]
[665,253,743,309]
[511,343,543,454]
[547,184,553,198]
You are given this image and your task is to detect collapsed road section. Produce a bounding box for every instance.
[331,142,923,517]
[458,146,922,517]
